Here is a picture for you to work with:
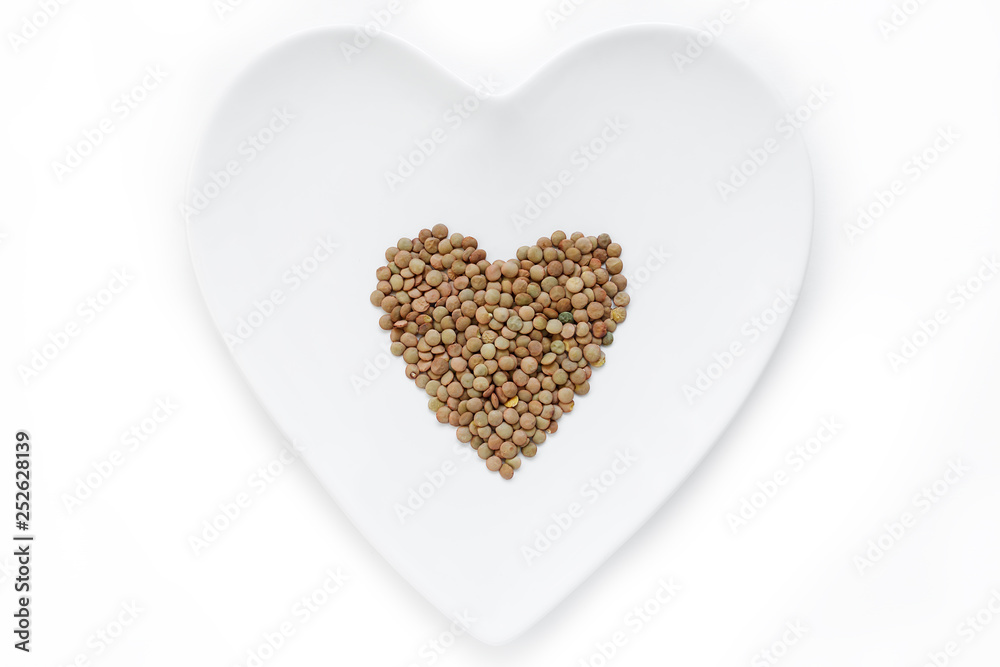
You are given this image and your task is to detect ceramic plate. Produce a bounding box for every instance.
[185,24,813,644]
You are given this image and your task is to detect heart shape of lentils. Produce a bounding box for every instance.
[371,225,628,479]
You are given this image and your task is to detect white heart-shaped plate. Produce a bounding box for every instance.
[185,25,812,644]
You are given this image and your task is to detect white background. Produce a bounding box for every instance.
[2,0,999,665]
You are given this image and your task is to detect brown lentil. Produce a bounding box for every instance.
[373,225,628,479]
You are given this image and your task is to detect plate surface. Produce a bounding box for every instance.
[186,25,812,644]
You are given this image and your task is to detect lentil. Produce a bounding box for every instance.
[373,225,629,479]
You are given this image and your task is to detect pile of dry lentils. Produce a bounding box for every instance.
[371,224,628,480]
